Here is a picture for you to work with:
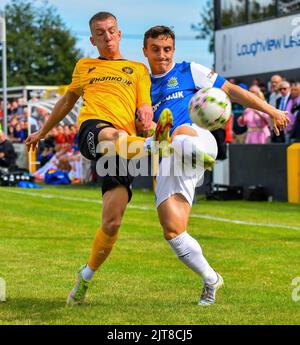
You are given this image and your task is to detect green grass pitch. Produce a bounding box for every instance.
[0,185,299,325]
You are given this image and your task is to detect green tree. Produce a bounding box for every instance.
[191,0,214,54]
[0,0,83,86]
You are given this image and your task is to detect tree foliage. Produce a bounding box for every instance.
[0,0,83,86]
[191,1,214,54]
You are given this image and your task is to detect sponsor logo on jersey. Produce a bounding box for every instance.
[122,66,134,74]
[167,76,179,89]
[89,76,132,86]
[153,91,184,112]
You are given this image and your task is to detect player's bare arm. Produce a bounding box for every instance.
[25,91,79,151]
[136,104,153,131]
[222,81,290,135]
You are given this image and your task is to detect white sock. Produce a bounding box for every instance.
[81,264,95,281]
[168,231,218,285]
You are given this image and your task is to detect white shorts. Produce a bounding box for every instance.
[155,124,218,208]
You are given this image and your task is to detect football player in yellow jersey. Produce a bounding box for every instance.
[25,12,173,305]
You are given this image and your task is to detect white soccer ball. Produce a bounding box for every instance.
[188,87,231,130]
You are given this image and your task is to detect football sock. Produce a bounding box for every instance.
[81,264,95,281]
[87,227,118,273]
[115,135,147,159]
[168,231,218,285]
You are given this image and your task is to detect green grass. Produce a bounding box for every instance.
[0,185,300,325]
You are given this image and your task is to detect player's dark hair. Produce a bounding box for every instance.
[143,26,175,48]
[89,12,117,33]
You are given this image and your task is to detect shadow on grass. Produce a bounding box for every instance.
[0,297,68,324]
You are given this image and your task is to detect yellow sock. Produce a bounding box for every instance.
[115,135,146,159]
[87,227,118,272]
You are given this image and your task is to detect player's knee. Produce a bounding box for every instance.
[164,230,179,241]
[102,218,121,236]
[162,224,182,241]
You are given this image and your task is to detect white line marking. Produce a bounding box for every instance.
[2,189,300,231]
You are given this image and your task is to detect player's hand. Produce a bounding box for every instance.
[272,110,290,136]
[135,119,156,137]
[25,129,45,152]
[136,104,153,132]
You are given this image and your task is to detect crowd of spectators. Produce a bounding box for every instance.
[0,96,81,181]
[230,75,300,144]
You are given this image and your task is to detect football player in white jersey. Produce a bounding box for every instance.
[142,26,289,305]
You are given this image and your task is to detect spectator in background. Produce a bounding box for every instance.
[258,82,268,99]
[13,123,26,143]
[277,81,291,111]
[238,85,270,144]
[268,74,283,107]
[16,97,26,116]
[289,82,300,143]
[8,125,15,142]
[271,81,291,143]
[285,82,300,142]
[0,130,17,169]
[23,107,39,132]
[55,124,66,146]
[251,78,260,87]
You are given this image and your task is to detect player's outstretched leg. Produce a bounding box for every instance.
[198,271,224,306]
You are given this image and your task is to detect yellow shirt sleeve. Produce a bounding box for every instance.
[67,61,83,96]
[136,64,152,108]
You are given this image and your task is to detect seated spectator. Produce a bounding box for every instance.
[55,125,66,146]
[0,130,17,169]
[16,97,26,116]
[7,126,15,142]
[37,130,56,167]
[238,85,270,144]
[63,125,75,145]
[13,123,26,143]
[70,125,79,151]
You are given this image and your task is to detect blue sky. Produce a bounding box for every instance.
[2,0,213,68]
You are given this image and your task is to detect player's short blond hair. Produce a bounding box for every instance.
[89,12,117,33]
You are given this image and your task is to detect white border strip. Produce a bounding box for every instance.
[2,189,300,231]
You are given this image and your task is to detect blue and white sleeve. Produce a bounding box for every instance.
[190,61,226,89]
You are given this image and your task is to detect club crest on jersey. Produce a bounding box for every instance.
[167,77,179,89]
[122,67,134,74]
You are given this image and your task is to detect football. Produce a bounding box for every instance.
[188,87,231,130]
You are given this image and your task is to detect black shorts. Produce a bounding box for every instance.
[78,119,134,202]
